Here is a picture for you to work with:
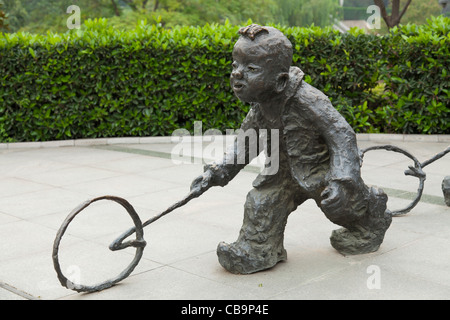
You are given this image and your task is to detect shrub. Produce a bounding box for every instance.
[0,17,448,142]
[379,19,450,133]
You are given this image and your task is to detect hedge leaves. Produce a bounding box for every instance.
[0,17,448,142]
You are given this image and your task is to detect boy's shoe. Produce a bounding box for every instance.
[216,241,287,274]
[330,187,392,256]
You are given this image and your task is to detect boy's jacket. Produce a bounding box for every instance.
[206,66,362,195]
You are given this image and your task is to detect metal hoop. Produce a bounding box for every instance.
[360,145,426,216]
[52,196,146,293]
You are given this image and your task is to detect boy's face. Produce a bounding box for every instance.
[230,38,284,104]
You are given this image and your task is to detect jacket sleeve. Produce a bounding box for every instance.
[204,105,261,187]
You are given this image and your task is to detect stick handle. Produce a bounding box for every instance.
[109,189,204,251]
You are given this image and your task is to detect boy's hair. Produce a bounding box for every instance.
[238,24,269,40]
[238,24,293,72]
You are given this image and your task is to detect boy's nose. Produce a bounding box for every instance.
[232,69,243,79]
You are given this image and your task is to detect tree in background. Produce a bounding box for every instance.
[107,0,280,29]
[368,0,442,34]
[373,0,412,29]
[402,0,442,25]
[1,0,28,32]
[276,0,342,27]
[20,0,117,33]
[3,0,281,32]
[2,0,117,33]
[2,0,350,33]
[0,0,9,31]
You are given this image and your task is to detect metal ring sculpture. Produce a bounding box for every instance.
[53,189,204,293]
[360,145,449,216]
[53,145,449,293]
[52,196,146,293]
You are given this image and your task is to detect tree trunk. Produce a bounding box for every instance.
[123,0,138,11]
[374,0,413,29]
[111,0,121,16]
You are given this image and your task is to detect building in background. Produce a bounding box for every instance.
[440,0,450,16]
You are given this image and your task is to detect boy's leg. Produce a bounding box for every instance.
[217,180,306,274]
[319,182,392,256]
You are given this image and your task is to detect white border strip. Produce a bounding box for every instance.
[356,133,450,143]
[1,134,449,150]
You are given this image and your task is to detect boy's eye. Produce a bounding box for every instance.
[248,66,259,72]
[232,62,238,69]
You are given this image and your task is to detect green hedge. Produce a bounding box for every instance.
[379,20,450,134]
[0,17,449,142]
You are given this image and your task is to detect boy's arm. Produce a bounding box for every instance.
[300,85,361,182]
[320,106,361,183]
[296,83,363,210]
[190,106,260,194]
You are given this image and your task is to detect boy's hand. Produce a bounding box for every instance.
[190,170,214,196]
[320,180,349,213]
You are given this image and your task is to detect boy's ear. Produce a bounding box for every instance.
[275,72,289,93]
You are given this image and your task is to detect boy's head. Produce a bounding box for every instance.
[230,24,293,104]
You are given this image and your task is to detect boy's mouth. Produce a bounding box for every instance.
[233,83,244,91]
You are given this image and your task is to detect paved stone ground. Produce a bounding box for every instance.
[0,135,449,300]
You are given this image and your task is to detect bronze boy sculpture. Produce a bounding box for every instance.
[53,24,449,293]
[190,24,392,274]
